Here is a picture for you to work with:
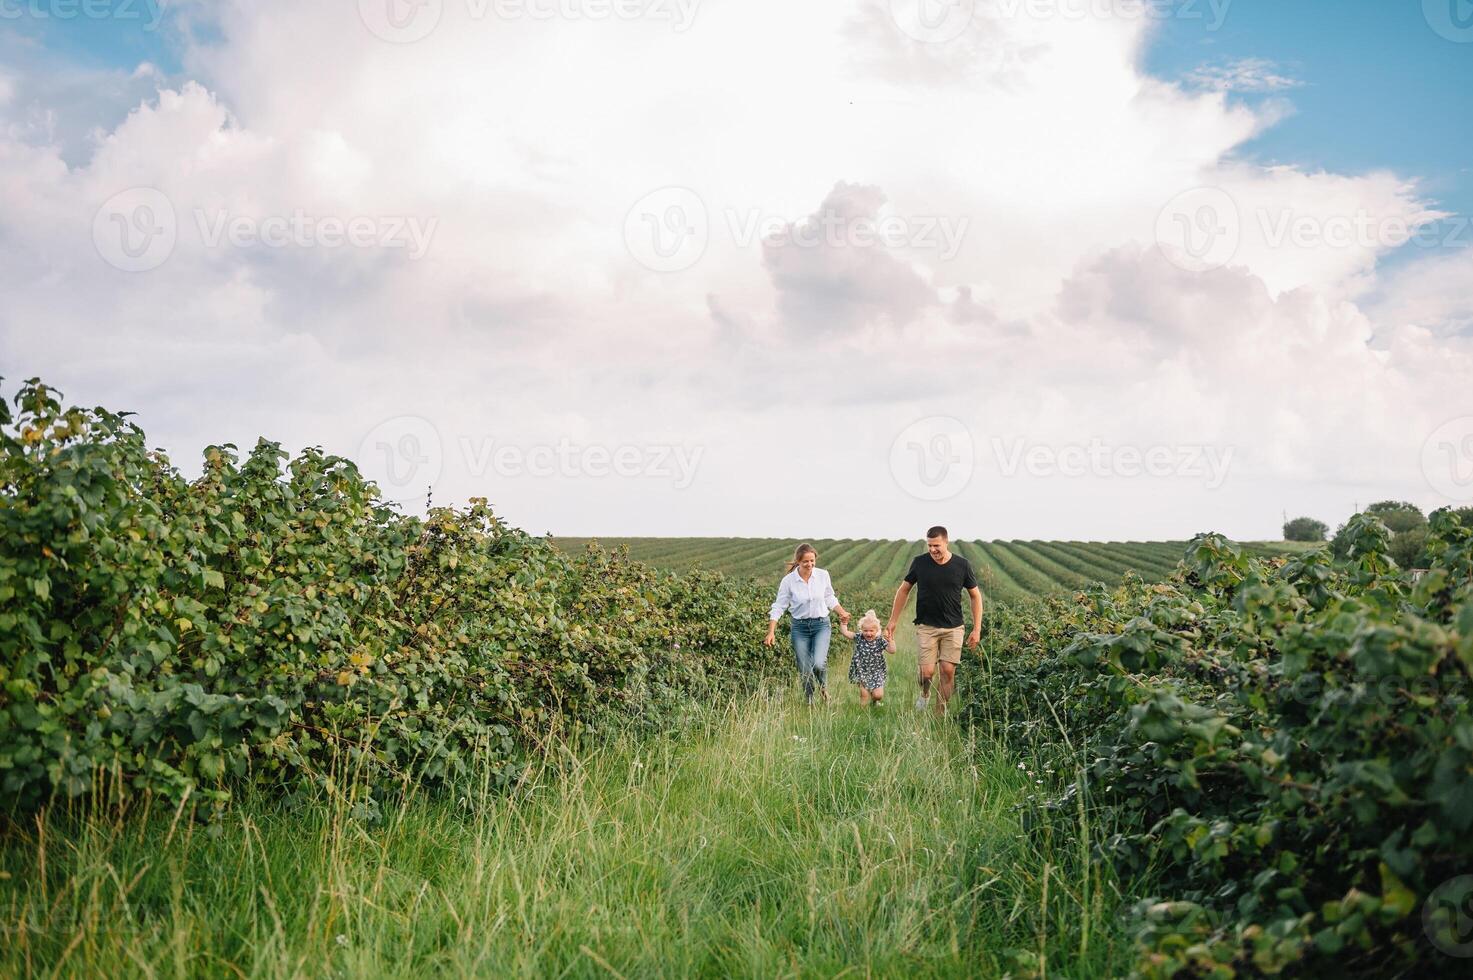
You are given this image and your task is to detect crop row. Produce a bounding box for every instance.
[552,537,1312,603]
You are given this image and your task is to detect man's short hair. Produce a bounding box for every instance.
[926,526,948,540]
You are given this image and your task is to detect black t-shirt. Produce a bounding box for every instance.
[904,553,977,629]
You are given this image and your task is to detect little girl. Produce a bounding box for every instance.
[839,609,895,706]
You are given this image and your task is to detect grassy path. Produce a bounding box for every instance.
[1,630,1128,978]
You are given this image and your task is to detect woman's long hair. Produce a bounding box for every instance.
[784,542,817,574]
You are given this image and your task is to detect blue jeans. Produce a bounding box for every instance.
[790,617,831,701]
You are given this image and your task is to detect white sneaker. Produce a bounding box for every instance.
[915,696,929,711]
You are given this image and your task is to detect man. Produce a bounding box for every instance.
[885,526,982,715]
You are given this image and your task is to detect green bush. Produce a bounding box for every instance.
[1390,525,1431,570]
[0,379,783,817]
[1332,502,1429,563]
[961,512,1473,976]
[1367,500,1428,536]
[1282,516,1328,542]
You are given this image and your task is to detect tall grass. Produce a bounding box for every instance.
[2,639,1131,978]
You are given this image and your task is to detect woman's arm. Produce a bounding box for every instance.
[764,577,790,646]
[769,576,791,621]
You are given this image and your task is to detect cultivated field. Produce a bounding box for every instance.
[553,536,1318,603]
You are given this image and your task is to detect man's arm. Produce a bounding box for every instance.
[886,581,912,640]
[965,586,983,648]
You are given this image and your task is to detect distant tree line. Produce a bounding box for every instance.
[1283,501,1473,569]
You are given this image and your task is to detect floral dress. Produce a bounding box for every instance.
[848,634,888,690]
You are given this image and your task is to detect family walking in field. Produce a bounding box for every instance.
[764,526,983,712]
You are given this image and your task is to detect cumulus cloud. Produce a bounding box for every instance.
[760,182,939,334]
[1366,247,1473,340]
[0,0,1468,538]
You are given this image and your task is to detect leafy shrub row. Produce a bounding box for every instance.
[962,513,1473,977]
[0,379,783,817]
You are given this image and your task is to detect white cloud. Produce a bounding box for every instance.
[1366,247,1473,339]
[1185,57,1303,94]
[0,0,1469,540]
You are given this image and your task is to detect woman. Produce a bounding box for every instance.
[765,543,850,704]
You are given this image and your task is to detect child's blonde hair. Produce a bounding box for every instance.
[857,609,882,631]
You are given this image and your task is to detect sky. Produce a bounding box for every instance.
[1,0,1471,541]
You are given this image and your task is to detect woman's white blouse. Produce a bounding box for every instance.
[769,567,840,621]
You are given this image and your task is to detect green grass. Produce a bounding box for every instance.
[0,626,1131,978]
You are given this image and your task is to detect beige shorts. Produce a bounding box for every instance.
[916,624,964,671]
